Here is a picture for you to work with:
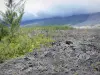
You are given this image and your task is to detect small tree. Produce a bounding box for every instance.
[0,0,25,36]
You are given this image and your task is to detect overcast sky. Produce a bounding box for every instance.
[0,0,100,18]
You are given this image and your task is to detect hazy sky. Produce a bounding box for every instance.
[0,0,100,18]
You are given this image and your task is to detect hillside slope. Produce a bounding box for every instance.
[21,12,100,26]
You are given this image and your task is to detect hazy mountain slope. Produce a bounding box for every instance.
[77,12,100,26]
[21,12,100,26]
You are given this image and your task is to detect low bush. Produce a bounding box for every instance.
[0,24,9,41]
[0,30,53,63]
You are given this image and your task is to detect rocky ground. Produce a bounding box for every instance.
[0,29,100,75]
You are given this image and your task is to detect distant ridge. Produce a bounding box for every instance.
[21,12,100,26]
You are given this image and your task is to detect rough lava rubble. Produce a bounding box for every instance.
[0,29,100,75]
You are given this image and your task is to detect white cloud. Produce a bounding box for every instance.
[0,0,6,12]
[0,0,100,18]
[25,0,100,18]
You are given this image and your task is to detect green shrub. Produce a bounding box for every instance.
[0,24,9,41]
[0,32,53,63]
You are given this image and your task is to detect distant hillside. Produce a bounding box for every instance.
[21,12,100,26]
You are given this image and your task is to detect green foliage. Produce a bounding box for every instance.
[0,24,9,41]
[23,25,73,31]
[0,29,53,63]
[0,0,25,37]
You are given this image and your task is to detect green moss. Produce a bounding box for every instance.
[91,62,100,72]
[74,72,78,75]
